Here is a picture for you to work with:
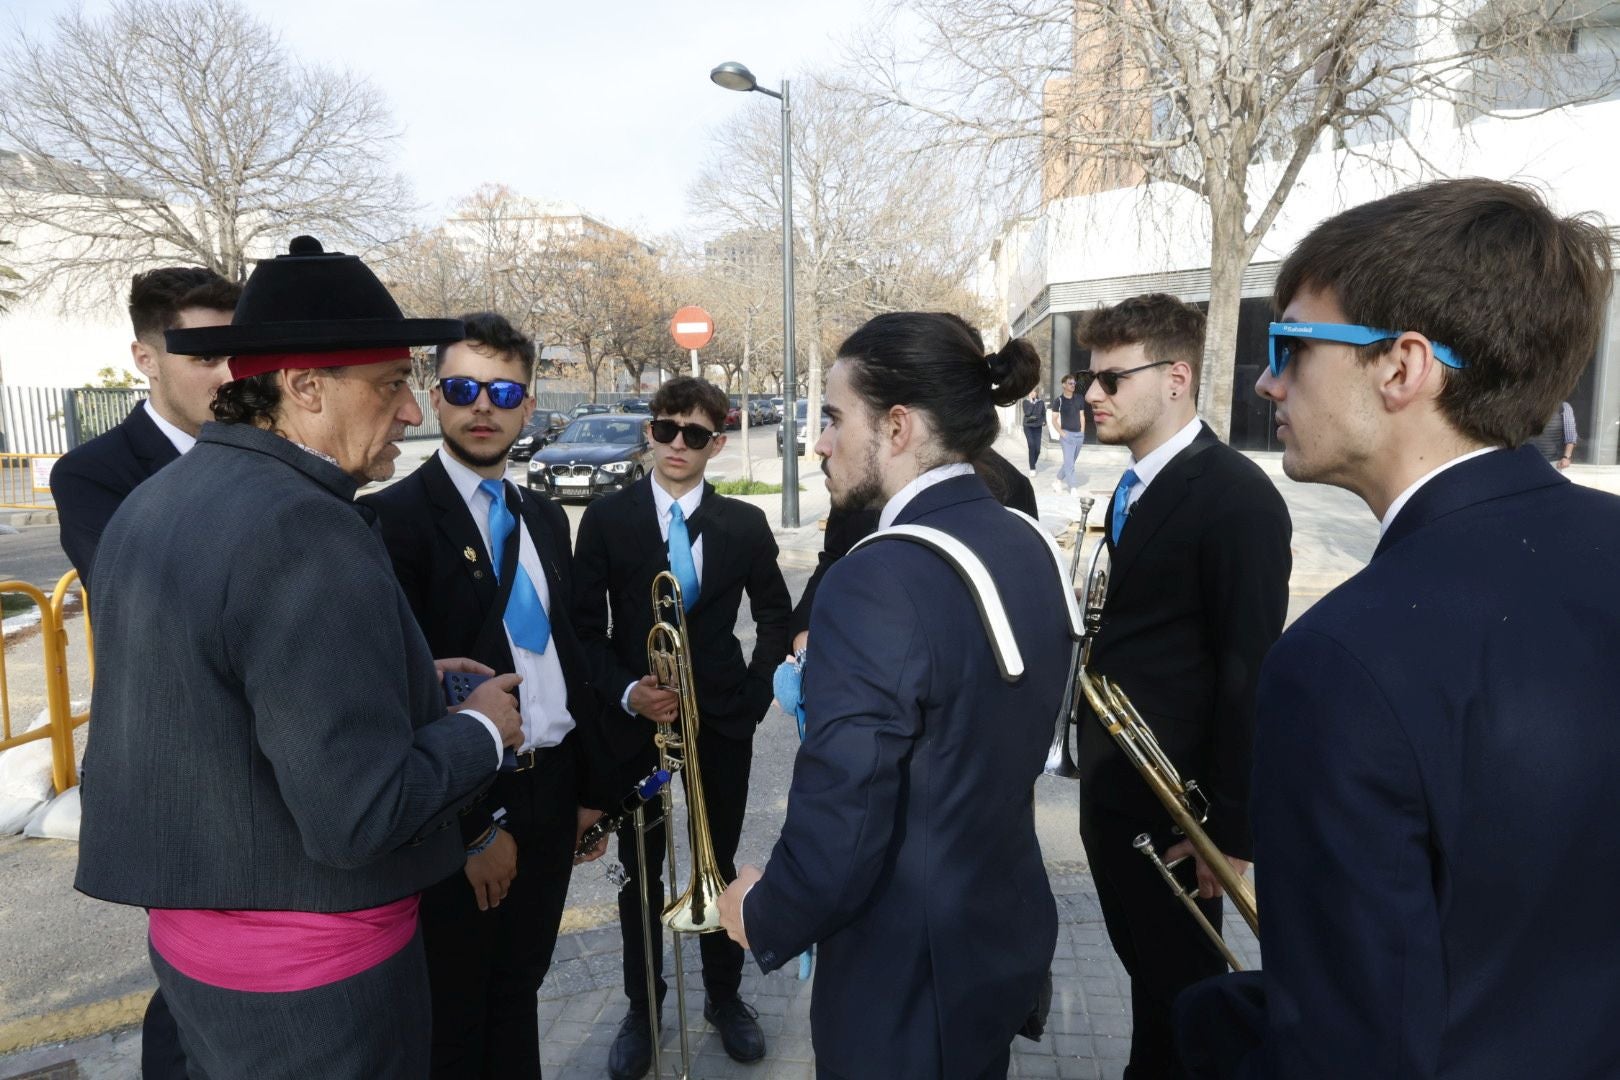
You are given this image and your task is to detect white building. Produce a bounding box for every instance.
[983,25,1620,461]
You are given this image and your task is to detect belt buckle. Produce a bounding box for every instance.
[510,748,539,773]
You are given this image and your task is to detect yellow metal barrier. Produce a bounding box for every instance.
[0,453,60,510]
[0,571,87,793]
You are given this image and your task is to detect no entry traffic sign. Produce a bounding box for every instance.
[670,306,715,350]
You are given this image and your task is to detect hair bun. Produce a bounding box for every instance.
[986,338,1040,406]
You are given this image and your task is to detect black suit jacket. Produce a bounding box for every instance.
[51,404,179,593]
[1080,425,1291,859]
[573,475,792,765]
[360,453,612,824]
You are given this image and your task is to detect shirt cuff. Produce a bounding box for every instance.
[462,710,504,768]
[621,681,638,716]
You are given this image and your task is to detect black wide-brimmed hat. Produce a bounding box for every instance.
[165,235,463,377]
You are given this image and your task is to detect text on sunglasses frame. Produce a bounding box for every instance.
[437,376,528,409]
[649,418,718,450]
[1076,360,1174,396]
[1266,322,1467,377]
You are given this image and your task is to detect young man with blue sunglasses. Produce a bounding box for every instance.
[1177,179,1620,1079]
[363,311,613,1078]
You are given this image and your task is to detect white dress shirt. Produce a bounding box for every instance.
[144,400,196,455]
[622,474,707,714]
[1378,446,1499,537]
[1122,416,1203,512]
[439,448,576,751]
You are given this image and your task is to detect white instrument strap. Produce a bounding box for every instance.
[1005,508,1085,640]
[849,524,1024,682]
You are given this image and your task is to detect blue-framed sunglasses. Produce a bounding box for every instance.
[1266,322,1467,377]
[437,376,528,409]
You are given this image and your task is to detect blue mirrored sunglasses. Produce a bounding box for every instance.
[1266,322,1466,377]
[438,376,528,409]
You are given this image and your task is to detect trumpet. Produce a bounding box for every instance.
[1076,541,1259,960]
[1044,496,1095,778]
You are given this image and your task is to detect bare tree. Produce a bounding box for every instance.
[0,238,19,315]
[856,0,1620,439]
[0,0,410,306]
[691,76,995,461]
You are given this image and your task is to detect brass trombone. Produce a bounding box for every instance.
[1044,497,1095,778]
[637,570,731,1078]
[647,570,730,935]
[1075,541,1259,964]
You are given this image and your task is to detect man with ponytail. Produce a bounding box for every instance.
[717,313,1072,1079]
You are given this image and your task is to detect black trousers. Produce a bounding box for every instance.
[616,725,753,1011]
[141,988,191,1079]
[1024,425,1043,470]
[420,735,580,1080]
[1080,799,1229,1080]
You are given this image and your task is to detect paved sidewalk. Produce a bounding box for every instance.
[0,867,1260,1080]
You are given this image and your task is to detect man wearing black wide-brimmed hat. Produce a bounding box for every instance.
[74,237,525,1079]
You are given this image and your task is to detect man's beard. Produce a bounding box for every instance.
[444,429,514,469]
[827,439,885,512]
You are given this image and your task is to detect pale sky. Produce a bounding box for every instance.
[7,0,877,239]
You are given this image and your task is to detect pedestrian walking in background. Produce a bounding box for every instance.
[1022,385,1046,475]
[1049,372,1087,493]
[1531,400,1579,468]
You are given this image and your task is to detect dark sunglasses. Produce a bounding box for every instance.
[1076,360,1172,396]
[437,376,527,409]
[649,418,718,450]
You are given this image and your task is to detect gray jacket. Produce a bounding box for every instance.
[75,423,495,911]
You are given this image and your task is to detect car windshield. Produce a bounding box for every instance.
[556,417,644,446]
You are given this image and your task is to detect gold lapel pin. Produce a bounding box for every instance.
[463,546,478,563]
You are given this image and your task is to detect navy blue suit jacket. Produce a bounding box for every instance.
[744,475,1070,1079]
[1183,446,1620,1078]
[50,403,178,594]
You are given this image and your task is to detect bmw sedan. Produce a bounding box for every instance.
[527,415,653,500]
[507,411,570,462]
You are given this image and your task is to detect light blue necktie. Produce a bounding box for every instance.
[667,502,699,611]
[1110,468,1139,544]
[478,479,550,654]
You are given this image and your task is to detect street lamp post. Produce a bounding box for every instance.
[710,61,798,528]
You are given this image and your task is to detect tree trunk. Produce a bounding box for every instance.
[803,295,823,467]
[1198,205,1253,443]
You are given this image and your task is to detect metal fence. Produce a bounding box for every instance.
[0,386,71,454]
[0,453,59,510]
[0,384,644,454]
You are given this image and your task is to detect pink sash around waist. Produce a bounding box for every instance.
[148,894,419,993]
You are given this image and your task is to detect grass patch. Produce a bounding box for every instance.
[2,593,37,618]
[712,479,807,496]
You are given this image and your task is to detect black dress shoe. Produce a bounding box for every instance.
[608,1007,659,1080]
[704,995,766,1063]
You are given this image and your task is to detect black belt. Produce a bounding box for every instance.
[501,742,565,773]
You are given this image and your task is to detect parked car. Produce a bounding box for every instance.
[724,397,743,430]
[769,396,784,421]
[615,399,652,416]
[507,411,570,462]
[527,415,653,500]
[747,398,775,425]
[569,402,612,419]
[776,400,829,456]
